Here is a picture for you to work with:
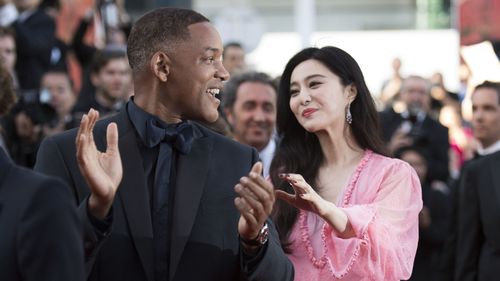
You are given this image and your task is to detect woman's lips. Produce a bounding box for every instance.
[302,108,317,118]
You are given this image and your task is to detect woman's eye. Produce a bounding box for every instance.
[309,81,321,88]
[290,89,299,97]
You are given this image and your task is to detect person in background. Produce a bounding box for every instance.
[11,0,57,92]
[454,81,500,281]
[0,27,18,89]
[437,81,500,281]
[72,47,130,121]
[223,71,277,177]
[222,41,246,75]
[380,75,450,182]
[379,57,404,106]
[394,146,451,281]
[39,69,76,136]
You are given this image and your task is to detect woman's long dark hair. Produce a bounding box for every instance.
[270,46,386,253]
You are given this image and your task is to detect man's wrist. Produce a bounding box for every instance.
[88,194,113,220]
[240,223,269,247]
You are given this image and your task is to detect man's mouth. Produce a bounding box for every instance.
[206,88,220,98]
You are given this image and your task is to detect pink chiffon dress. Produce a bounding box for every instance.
[288,150,422,281]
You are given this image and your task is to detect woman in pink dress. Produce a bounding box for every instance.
[242,46,422,280]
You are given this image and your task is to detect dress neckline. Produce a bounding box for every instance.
[298,150,373,269]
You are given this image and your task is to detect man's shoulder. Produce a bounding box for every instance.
[193,122,251,148]
[49,111,124,143]
[4,163,69,196]
[468,150,500,170]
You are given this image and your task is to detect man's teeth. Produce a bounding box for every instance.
[207,88,220,97]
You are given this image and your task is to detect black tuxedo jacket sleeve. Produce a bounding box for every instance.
[0,151,84,281]
[34,109,294,281]
[455,151,500,281]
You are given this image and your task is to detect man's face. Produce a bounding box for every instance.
[400,150,427,183]
[41,72,75,116]
[223,46,245,75]
[164,22,229,123]
[91,58,131,102]
[471,88,500,147]
[225,81,277,151]
[0,35,16,72]
[400,77,429,113]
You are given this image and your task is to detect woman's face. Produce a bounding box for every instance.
[289,59,351,133]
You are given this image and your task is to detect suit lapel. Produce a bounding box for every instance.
[169,125,213,280]
[105,110,155,281]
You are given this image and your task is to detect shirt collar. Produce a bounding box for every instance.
[477,139,500,156]
[127,98,169,147]
[258,139,276,178]
[400,110,426,123]
[18,9,36,23]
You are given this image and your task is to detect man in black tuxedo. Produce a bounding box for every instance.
[380,75,449,182]
[0,65,84,280]
[34,8,293,281]
[454,81,500,281]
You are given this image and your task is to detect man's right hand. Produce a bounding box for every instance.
[76,108,123,220]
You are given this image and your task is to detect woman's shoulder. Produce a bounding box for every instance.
[366,151,414,175]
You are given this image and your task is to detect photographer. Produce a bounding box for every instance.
[380,75,450,182]
[7,87,53,167]
[39,69,76,137]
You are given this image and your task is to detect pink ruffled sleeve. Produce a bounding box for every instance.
[324,160,422,280]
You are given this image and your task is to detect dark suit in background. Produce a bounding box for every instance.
[0,148,84,281]
[34,108,293,281]
[410,182,451,281]
[380,108,450,182]
[12,9,56,91]
[455,151,500,280]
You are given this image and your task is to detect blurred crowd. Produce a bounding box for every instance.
[1,0,500,280]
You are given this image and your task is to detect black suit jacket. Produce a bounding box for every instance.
[12,9,56,91]
[455,151,500,281]
[380,108,450,182]
[0,148,84,281]
[34,109,294,281]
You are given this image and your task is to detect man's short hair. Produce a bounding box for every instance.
[127,8,209,72]
[223,71,276,111]
[222,42,243,57]
[0,26,15,39]
[42,68,74,89]
[401,75,430,94]
[90,47,127,74]
[473,80,500,104]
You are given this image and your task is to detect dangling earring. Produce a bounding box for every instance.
[346,102,353,124]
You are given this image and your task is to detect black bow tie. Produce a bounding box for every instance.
[145,119,194,154]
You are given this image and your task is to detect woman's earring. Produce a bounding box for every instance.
[346,103,353,124]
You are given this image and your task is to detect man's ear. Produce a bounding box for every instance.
[224,107,234,125]
[90,72,100,87]
[151,51,171,82]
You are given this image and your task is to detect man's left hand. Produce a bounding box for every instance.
[234,162,274,241]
